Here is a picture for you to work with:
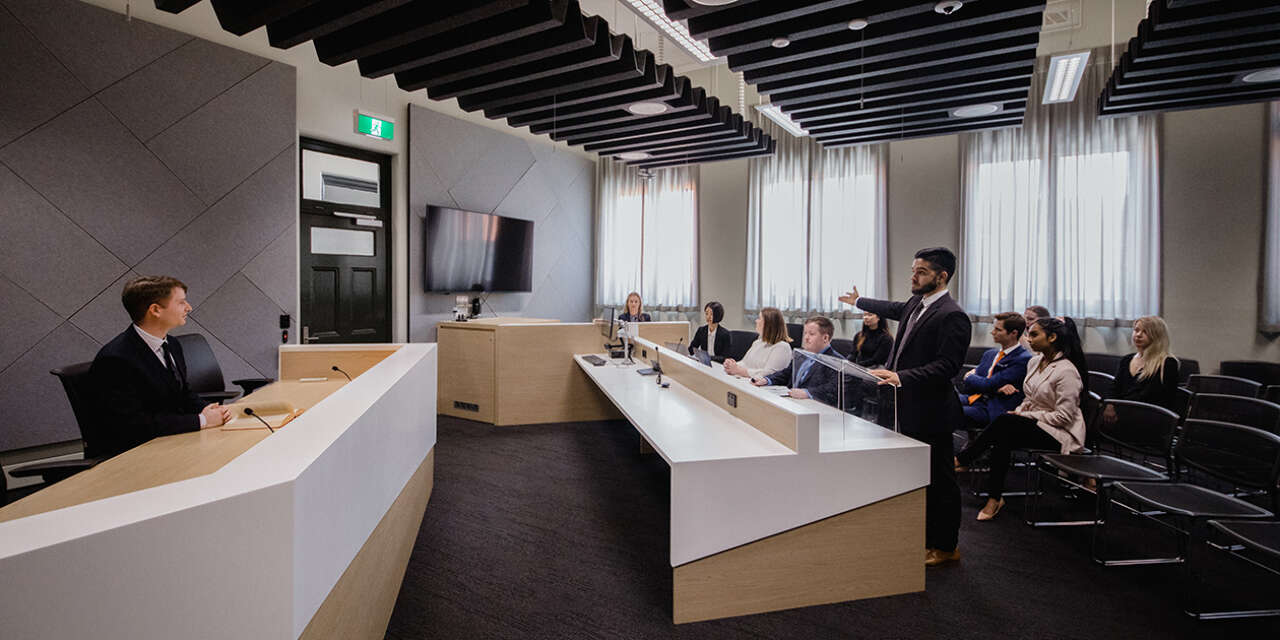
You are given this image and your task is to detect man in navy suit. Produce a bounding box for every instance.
[840,247,971,567]
[753,316,842,407]
[957,312,1031,430]
[89,276,231,459]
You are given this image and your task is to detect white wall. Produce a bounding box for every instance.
[77,0,595,344]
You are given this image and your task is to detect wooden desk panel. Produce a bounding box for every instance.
[437,327,496,421]
[278,344,401,380]
[495,324,622,425]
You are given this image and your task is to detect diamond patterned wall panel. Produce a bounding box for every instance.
[190,274,289,377]
[137,145,296,309]
[0,1,295,452]
[0,275,63,374]
[0,322,101,450]
[147,62,296,206]
[3,0,191,93]
[0,99,207,266]
[408,104,595,342]
[0,164,129,317]
[0,6,88,149]
[98,37,269,142]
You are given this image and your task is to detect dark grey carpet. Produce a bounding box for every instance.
[384,416,1280,639]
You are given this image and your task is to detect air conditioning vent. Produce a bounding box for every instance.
[1042,0,1081,33]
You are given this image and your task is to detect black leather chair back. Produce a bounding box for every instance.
[1173,386,1194,419]
[785,323,804,346]
[1178,358,1199,384]
[1188,394,1280,435]
[50,362,101,456]
[965,346,988,366]
[1096,400,1179,463]
[727,330,757,361]
[1188,374,1262,398]
[1220,360,1280,387]
[172,333,227,394]
[1266,385,1280,405]
[1088,370,1116,399]
[830,338,853,359]
[1085,353,1124,378]
[1176,420,1280,508]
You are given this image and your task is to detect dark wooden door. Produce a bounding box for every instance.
[299,139,391,344]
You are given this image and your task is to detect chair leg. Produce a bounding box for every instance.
[1093,487,1185,567]
[1183,537,1280,620]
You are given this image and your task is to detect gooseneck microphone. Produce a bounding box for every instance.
[331,365,352,381]
[242,406,274,433]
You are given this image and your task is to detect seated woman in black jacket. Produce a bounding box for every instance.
[617,291,651,322]
[850,311,893,367]
[1107,315,1180,412]
[689,301,731,362]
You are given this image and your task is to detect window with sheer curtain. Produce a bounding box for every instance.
[594,162,698,312]
[962,46,1160,323]
[746,119,887,317]
[1265,101,1280,332]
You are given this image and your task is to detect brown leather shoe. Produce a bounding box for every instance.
[925,548,961,567]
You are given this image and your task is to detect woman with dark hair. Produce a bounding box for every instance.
[723,307,793,379]
[689,301,731,362]
[954,317,1088,521]
[850,311,893,368]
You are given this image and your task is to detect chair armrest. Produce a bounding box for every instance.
[197,390,240,404]
[232,378,274,394]
[10,458,98,484]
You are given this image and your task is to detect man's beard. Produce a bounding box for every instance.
[911,279,938,295]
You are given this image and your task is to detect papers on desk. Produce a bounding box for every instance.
[760,385,790,396]
[222,401,302,430]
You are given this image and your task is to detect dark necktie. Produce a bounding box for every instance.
[889,304,925,370]
[161,341,181,385]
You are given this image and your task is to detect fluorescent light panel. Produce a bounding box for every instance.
[1042,50,1090,104]
[622,0,718,64]
[755,103,808,137]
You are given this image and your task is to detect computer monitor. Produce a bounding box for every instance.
[600,307,616,341]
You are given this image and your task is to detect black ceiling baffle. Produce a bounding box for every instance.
[1098,0,1280,118]
[155,0,773,167]
[662,0,1048,146]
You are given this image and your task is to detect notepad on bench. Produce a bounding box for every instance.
[221,401,303,430]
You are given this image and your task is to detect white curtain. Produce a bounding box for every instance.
[1264,101,1280,332]
[594,161,699,312]
[746,118,887,317]
[961,45,1160,324]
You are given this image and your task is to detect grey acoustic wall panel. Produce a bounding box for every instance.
[408,104,595,342]
[0,0,296,452]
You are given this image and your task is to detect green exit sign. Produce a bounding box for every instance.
[355,112,394,140]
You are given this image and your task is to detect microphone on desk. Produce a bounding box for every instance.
[242,406,274,433]
[331,365,352,381]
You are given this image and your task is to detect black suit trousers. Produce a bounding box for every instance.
[919,428,961,552]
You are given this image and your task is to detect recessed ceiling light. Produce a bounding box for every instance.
[950,103,1001,118]
[934,1,964,15]
[618,151,652,161]
[627,101,670,115]
[771,37,790,48]
[848,18,869,30]
[1042,50,1091,104]
[1241,67,1280,84]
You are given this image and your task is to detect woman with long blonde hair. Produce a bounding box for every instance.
[1109,316,1180,410]
[723,307,793,379]
[617,291,650,322]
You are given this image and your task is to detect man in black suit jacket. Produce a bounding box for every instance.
[841,247,971,567]
[752,316,842,407]
[89,276,231,459]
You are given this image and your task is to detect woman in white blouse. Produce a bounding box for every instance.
[723,307,793,379]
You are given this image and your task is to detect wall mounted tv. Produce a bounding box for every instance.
[423,206,534,293]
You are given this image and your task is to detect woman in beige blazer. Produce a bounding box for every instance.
[955,317,1088,521]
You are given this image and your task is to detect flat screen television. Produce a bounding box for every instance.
[423,206,534,292]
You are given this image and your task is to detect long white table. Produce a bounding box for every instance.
[575,338,930,622]
[0,343,438,640]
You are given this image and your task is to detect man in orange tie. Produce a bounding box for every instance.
[956,312,1031,430]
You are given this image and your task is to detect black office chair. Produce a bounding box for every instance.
[1266,385,1280,405]
[964,346,988,366]
[172,333,272,399]
[727,330,757,362]
[1086,352,1124,378]
[1187,374,1262,398]
[830,338,853,359]
[1188,393,1280,435]
[1098,420,1280,567]
[785,323,804,346]
[1179,358,1200,384]
[1173,386,1195,420]
[1027,400,1176,528]
[1196,520,1280,619]
[8,363,102,485]
[1088,370,1116,399]
[1220,360,1280,387]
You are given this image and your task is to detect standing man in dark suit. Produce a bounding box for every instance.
[957,312,1032,430]
[839,247,971,566]
[90,276,231,458]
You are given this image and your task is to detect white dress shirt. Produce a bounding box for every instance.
[706,327,717,357]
